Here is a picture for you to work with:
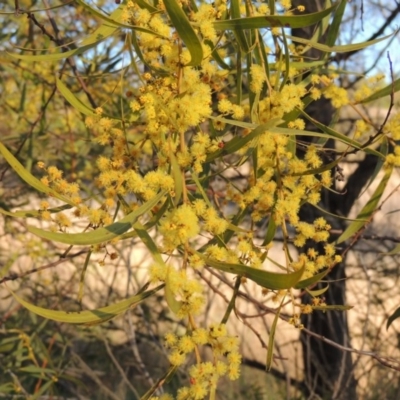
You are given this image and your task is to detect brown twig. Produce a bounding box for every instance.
[0,250,88,284]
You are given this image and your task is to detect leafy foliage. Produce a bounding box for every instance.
[1,0,400,398]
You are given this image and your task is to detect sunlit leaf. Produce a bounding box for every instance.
[295,269,330,289]
[263,218,276,246]
[203,256,305,290]
[221,277,241,324]
[163,0,203,66]
[206,119,283,162]
[31,380,55,400]
[18,366,56,375]
[296,110,385,158]
[312,304,353,311]
[266,298,284,372]
[27,191,166,245]
[214,5,338,30]
[230,0,249,52]
[7,284,164,325]
[133,222,164,265]
[56,78,97,117]
[165,267,182,315]
[0,204,72,219]
[306,285,329,297]
[324,0,347,48]
[170,153,183,207]
[287,32,394,54]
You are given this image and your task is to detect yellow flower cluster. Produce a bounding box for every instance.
[292,243,342,279]
[353,73,385,103]
[160,205,200,252]
[385,146,400,168]
[37,163,82,229]
[39,164,80,204]
[27,1,370,394]
[235,132,330,231]
[311,74,349,108]
[257,83,307,122]
[161,324,241,399]
[354,119,372,139]
[384,112,400,141]
[150,263,205,318]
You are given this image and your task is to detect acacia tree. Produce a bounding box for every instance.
[1,0,400,398]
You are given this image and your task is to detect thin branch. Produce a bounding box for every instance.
[334,3,400,62]
[0,250,88,284]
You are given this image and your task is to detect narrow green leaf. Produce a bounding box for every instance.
[202,255,305,290]
[266,298,284,372]
[27,191,166,245]
[305,0,332,52]
[0,142,75,205]
[56,78,96,117]
[311,203,368,222]
[230,0,249,52]
[214,5,338,30]
[306,285,329,297]
[263,218,276,246]
[0,384,13,394]
[78,251,92,305]
[31,380,55,400]
[165,267,183,315]
[312,304,353,311]
[208,119,381,159]
[336,166,393,244]
[287,32,394,54]
[206,119,283,162]
[295,110,385,158]
[7,284,164,325]
[18,366,55,375]
[360,138,389,196]
[163,0,203,66]
[221,276,241,324]
[0,204,72,219]
[141,366,179,400]
[131,0,158,12]
[133,222,164,265]
[295,269,330,289]
[279,29,290,90]
[18,82,26,113]
[270,60,326,70]
[170,153,183,206]
[387,307,400,330]
[325,0,347,48]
